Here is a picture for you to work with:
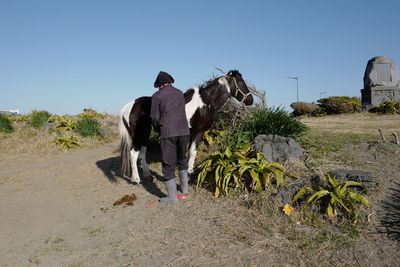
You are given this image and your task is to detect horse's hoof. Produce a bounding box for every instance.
[129,178,141,185]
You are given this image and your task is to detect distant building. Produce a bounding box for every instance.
[361,56,400,110]
[0,109,20,115]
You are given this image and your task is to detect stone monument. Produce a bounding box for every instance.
[361,56,400,110]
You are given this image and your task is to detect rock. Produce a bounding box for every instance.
[103,120,117,127]
[275,183,305,206]
[327,169,374,189]
[43,122,57,131]
[253,135,304,163]
[100,127,112,136]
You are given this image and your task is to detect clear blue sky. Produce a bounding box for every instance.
[1,0,399,115]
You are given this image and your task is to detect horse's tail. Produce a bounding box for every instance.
[119,100,135,178]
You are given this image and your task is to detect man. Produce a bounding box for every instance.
[150,71,190,203]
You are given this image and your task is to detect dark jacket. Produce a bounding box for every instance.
[150,85,190,139]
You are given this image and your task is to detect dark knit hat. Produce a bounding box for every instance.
[154,71,174,88]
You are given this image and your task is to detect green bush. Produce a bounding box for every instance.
[290,102,321,116]
[376,100,400,114]
[317,96,361,114]
[147,130,160,152]
[239,107,308,139]
[0,114,14,133]
[75,117,103,137]
[29,110,52,128]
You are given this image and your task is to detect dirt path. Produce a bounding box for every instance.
[0,142,169,266]
[0,143,279,266]
[1,141,399,266]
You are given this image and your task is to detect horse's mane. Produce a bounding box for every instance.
[183,70,241,103]
[183,75,222,102]
[199,70,240,90]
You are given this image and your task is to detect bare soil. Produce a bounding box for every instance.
[1,113,400,266]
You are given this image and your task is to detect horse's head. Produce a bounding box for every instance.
[225,70,254,105]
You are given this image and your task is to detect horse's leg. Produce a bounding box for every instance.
[187,141,197,174]
[139,146,151,178]
[130,148,141,184]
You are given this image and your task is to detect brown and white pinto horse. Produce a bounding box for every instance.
[119,70,253,183]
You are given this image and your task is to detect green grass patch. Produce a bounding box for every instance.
[29,110,51,128]
[75,117,103,137]
[299,132,376,160]
[0,114,14,133]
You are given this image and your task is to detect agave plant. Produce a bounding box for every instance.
[197,144,286,197]
[57,119,77,132]
[52,136,81,149]
[47,115,63,123]
[78,109,105,119]
[292,175,369,223]
[203,129,224,145]
[48,115,77,132]
[15,114,31,123]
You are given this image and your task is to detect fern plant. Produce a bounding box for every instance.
[292,175,369,223]
[197,144,286,197]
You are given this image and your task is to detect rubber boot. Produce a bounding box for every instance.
[159,178,178,203]
[179,170,189,195]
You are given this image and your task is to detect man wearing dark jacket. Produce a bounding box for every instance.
[150,71,190,203]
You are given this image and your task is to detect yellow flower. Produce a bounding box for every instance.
[283,204,293,216]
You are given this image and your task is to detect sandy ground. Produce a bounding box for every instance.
[1,131,400,266]
[1,142,289,266]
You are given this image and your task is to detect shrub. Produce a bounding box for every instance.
[376,100,400,114]
[75,117,103,137]
[29,110,52,128]
[0,114,14,133]
[292,175,369,224]
[290,102,321,116]
[317,96,361,114]
[239,107,308,139]
[197,143,286,197]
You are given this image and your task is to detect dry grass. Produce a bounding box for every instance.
[299,113,400,172]
[301,113,400,136]
[0,115,119,161]
[189,112,400,266]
